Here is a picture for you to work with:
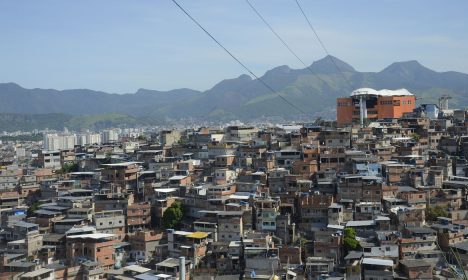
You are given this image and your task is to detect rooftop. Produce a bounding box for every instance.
[67,233,115,240]
[400,259,432,268]
[20,268,53,277]
[362,258,393,267]
[124,264,152,274]
[351,88,413,97]
[346,220,375,227]
[102,161,142,167]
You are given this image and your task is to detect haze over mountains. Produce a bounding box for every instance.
[1,55,468,131]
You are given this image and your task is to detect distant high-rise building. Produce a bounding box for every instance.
[77,134,88,146]
[86,133,101,145]
[101,129,119,143]
[43,133,76,150]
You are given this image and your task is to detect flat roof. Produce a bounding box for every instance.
[351,88,413,97]
[169,175,187,180]
[400,259,431,268]
[229,194,250,200]
[123,264,151,273]
[156,274,173,279]
[137,150,163,153]
[135,273,159,280]
[198,210,244,216]
[329,203,343,209]
[172,230,192,236]
[66,225,96,234]
[67,233,115,239]
[450,240,468,251]
[54,218,84,223]
[362,258,393,266]
[6,261,35,268]
[40,205,70,211]
[154,188,179,193]
[67,208,93,212]
[346,220,375,227]
[10,221,37,228]
[327,224,345,230]
[34,209,61,215]
[405,227,436,234]
[102,161,142,167]
[156,258,183,268]
[186,232,210,239]
[21,268,53,277]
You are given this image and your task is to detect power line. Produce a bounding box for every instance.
[293,0,354,92]
[245,0,329,86]
[170,0,306,114]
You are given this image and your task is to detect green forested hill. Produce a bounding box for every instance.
[1,56,468,129]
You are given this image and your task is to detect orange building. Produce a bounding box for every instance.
[337,88,416,126]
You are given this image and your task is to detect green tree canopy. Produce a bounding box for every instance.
[27,201,44,217]
[411,133,421,142]
[426,205,449,222]
[343,228,360,252]
[61,162,79,174]
[163,201,184,229]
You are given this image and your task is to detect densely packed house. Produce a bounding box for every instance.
[1,100,468,280]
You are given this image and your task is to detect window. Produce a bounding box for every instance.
[380,100,393,105]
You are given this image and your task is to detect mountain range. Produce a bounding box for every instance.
[1,55,468,131]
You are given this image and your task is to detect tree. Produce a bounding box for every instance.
[103,152,112,164]
[411,133,421,142]
[163,201,184,229]
[426,205,449,222]
[343,228,360,252]
[27,201,44,217]
[299,237,310,263]
[61,162,79,174]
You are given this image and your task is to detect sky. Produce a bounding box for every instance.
[0,0,467,93]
